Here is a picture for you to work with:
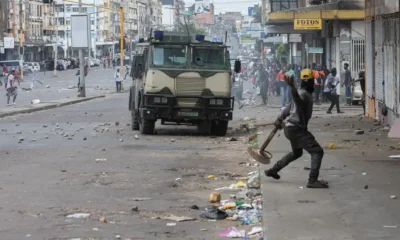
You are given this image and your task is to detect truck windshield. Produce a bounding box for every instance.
[192,47,225,69]
[153,45,186,67]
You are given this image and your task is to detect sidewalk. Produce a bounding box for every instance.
[258,109,400,239]
[0,95,106,118]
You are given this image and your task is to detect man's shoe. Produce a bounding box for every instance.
[264,169,281,180]
[326,111,332,114]
[307,180,329,188]
[337,111,345,114]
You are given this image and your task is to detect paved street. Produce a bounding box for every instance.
[0,79,399,239]
[0,67,120,109]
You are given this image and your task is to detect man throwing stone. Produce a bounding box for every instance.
[264,69,328,188]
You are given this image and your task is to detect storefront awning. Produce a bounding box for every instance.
[267,10,365,24]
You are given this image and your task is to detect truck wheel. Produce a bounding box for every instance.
[352,100,359,106]
[211,121,228,136]
[131,109,139,131]
[139,119,155,135]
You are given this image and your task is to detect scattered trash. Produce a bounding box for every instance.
[355,129,365,135]
[207,175,215,179]
[119,139,124,142]
[383,225,398,228]
[362,172,367,176]
[66,213,90,219]
[61,169,67,173]
[328,143,336,149]
[140,211,196,222]
[131,206,139,212]
[298,200,316,203]
[390,195,397,199]
[99,217,107,223]
[166,223,176,226]
[200,207,227,220]
[201,228,207,231]
[238,209,260,225]
[115,121,120,126]
[299,186,304,189]
[230,181,247,189]
[248,226,263,236]
[83,137,87,140]
[364,185,369,189]
[219,227,245,238]
[208,192,221,203]
[45,85,50,88]
[175,177,182,181]
[115,235,122,239]
[190,205,199,210]
[247,172,260,189]
[220,203,236,210]
[129,197,151,201]
[227,137,237,142]
[134,134,139,139]
[389,155,400,159]
[171,139,176,143]
[92,228,99,231]
[31,99,41,104]
[95,158,107,162]
[244,117,250,121]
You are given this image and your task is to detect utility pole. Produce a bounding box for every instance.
[120,7,124,90]
[53,1,58,77]
[261,0,266,65]
[78,0,86,97]
[19,0,24,80]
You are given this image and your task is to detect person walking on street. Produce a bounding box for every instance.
[324,68,344,114]
[124,65,130,80]
[258,65,269,105]
[264,69,328,188]
[353,70,366,114]
[31,69,37,89]
[3,64,8,76]
[76,62,88,91]
[6,69,19,106]
[115,68,122,92]
[277,67,287,106]
[343,63,352,105]
[313,66,323,105]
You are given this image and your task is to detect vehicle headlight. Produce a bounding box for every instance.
[210,99,224,105]
[153,97,168,104]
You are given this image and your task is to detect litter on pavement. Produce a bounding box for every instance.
[66,213,90,219]
[219,226,245,238]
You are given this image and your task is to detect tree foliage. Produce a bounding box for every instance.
[252,4,262,23]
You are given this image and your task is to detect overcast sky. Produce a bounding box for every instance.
[184,0,260,15]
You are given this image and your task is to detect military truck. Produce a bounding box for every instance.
[129,31,241,135]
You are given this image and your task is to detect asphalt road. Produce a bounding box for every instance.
[0,91,261,240]
[0,67,119,109]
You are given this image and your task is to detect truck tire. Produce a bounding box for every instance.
[131,109,139,130]
[139,119,155,135]
[211,121,228,136]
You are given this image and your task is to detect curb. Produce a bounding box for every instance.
[0,95,106,118]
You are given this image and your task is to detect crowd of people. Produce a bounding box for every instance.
[240,59,365,115]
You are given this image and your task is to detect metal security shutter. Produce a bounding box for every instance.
[330,38,336,68]
[375,19,384,101]
[365,21,374,98]
[397,19,400,115]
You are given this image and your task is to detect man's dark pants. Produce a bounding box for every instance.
[270,126,324,181]
[314,85,321,103]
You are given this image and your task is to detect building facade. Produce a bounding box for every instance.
[364,0,400,124]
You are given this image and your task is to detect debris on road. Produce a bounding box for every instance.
[83,137,87,140]
[131,206,139,212]
[328,143,336,149]
[190,205,199,210]
[248,226,263,237]
[362,172,367,176]
[389,155,400,159]
[355,129,365,135]
[209,192,221,203]
[46,85,50,88]
[95,158,107,162]
[139,211,196,222]
[166,223,176,226]
[390,195,397,199]
[383,225,398,228]
[99,216,107,223]
[119,139,124,142]
[134,134,139,139]
[364,185,369,189]
[31,99,41,104]
[66,213,90,219]
[115,121,120,126]
[129,197,151,201]
[227,137,237,142]
[200,207,227,220]
[207,175,215,179]
[219,226,245,238]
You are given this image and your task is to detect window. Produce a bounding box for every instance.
[66,19,70,25]
[72,7,79,12]
[153,45,186,67]
[91,20,94,25]
[192,47,226,69]
[270,0,298,12]
[82,7,87,13]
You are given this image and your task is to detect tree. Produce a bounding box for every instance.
[276,43,288,65]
